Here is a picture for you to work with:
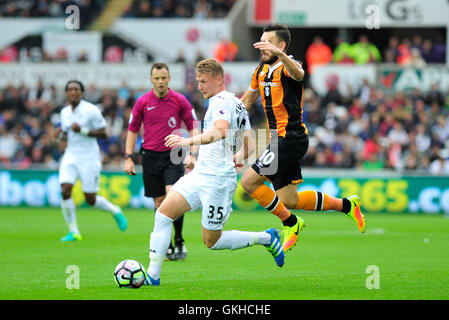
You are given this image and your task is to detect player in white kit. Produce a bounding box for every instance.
[144,59,285,286]
[56,80,128,242]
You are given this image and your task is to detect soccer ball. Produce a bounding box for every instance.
[114,259,146,288]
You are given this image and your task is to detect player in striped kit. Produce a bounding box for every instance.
[240,24,366,253]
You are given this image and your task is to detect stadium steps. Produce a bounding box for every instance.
[90,0,133,32]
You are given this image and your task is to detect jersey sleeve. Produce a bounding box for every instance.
[242,112,251,131]
[249,64,261,91]
[283,59,303,79]
[179,95,198,130]
[211,102,233,125]
[90,106,107,130]
[128,97,144,132]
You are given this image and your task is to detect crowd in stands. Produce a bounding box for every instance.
[0,79,208,169]
[306,34,446,74]
[301,81,449,174]
[122,0,235,19]
[0,0,106,24]
[0,0,235,20]
[1,77,449,174]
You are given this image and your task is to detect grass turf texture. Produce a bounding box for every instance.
[0,207,448,300]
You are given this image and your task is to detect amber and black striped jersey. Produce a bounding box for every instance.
[249,59,308,138]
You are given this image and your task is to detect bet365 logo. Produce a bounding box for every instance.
[65,5,80,30]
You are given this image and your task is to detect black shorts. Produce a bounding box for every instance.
[251,133,309,191]
[141,148,184,198]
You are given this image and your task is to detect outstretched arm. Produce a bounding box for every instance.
[165,119,230,148]
[253,41,304,81]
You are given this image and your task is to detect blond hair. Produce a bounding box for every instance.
[196,58,224,77]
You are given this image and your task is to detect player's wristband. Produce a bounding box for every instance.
[124,153,133,160]
[80,127,90,136]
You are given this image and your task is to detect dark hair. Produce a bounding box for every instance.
[65,80,84,92]
[151,62,169,75]
[263,23,291,51]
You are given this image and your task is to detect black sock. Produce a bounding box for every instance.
[282,214,298,227]
[173,215,184,244]
[342,198,351,214]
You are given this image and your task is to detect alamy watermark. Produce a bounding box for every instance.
[65,265,80,289]
[365,265,380,289]
[169,127,279,175]
[365,5,380,29]
[65,5,80,30]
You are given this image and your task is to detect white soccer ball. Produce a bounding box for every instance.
[114,259,146,288]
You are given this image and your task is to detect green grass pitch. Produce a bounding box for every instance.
[1,207,448,300]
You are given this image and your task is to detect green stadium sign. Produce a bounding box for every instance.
[1,170,449,214]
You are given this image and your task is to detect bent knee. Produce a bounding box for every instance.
[281,197,298,209]
[84,195,96,206]
[203,238,217,249]
[240,174,258,194]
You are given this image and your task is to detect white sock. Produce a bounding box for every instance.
[210,230,271,250]
[94,195,121,215]
[61,198,79,235]
[147,210,174,280]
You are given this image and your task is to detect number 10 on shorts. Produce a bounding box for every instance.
[258,148,278,176]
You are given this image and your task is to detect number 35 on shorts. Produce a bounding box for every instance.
[208,205,224,220]
[205,205,227,228]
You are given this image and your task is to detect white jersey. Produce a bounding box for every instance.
[194,90,251,176]
[60,99,106,159]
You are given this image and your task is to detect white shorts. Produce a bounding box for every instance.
[172,170,237,231]
[58,152,101,193]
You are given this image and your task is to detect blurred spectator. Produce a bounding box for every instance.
[174,49,187,64]
[0,0,106,27]
[135,0,152,17]
[397,38,412,65]
[425,83,444,106]
[193,0,212,18]
[194,50,205,63]
[305,36,333,74]
[214,39,238,63]
[350,35,381,64]
[124,0,234,18]
[322,75,343,106]
[421,39,438,63]
[432,36,447,63]
[411,35,423,53]
[332,37,353,64]
[429,149,449,175]
[387,121,408,146]
[0,46,19,63]
[406,48,426,68]
[0,124,18,163]
[415,123,431,153]
[432,115,449,146]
